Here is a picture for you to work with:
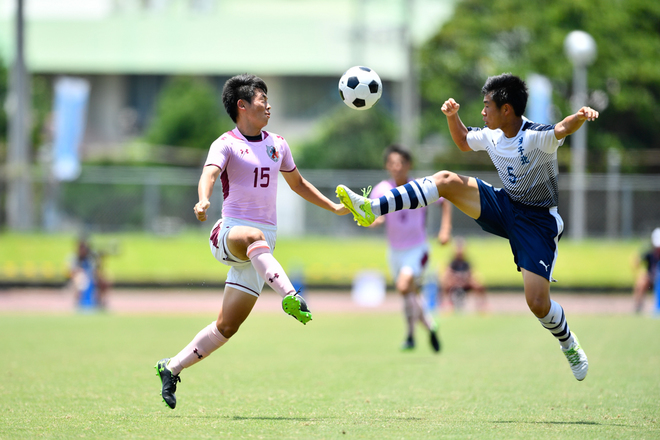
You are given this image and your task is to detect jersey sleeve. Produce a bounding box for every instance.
[279,137,296,172]
[527,124,564,153]
[204,135,231,171]
[465,127,489,151]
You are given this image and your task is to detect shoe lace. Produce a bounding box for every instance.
[171,374,181,385]
[361,186,372,198]
[564,348,581,366]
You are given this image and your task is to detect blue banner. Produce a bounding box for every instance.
[527,73,553,125]
[52,77,90,181]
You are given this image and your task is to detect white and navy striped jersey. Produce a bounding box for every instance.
[466,117,564,208]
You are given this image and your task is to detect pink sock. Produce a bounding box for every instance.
[168,321,228,375]
[247,240,295,298]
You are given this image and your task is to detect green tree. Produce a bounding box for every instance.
[145,76,231,149]
[296,106,398,170]
[419,0,660,160]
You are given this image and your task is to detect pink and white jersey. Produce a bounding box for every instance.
[371,179,444,250]
[204,128,296,226]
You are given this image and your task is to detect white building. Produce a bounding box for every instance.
[0,0,455,151]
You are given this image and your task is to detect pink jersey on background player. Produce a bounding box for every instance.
[204,128,296,226]
[371,179,444,250]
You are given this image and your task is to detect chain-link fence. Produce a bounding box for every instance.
[1,166,659,238]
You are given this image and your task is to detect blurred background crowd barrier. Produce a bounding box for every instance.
[0,166,657,239]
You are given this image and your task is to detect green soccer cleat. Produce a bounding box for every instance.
[336,185,376,227]
[155,358,181,409]
[562,335,589,381]
[282,292,312,324]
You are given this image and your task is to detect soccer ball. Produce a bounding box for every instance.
[338,66,383,110]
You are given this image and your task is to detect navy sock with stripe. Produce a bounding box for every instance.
[372,176,440,216]
[539,300,574,350]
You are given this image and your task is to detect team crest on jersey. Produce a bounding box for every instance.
[267,145,280,163]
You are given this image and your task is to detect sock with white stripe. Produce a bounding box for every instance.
[168,321,228,375]
[538,300,574,350]
[371,177,440,216]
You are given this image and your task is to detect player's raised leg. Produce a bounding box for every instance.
[523,270,588,381]
[337,171,480,227]
[228,226,312,324]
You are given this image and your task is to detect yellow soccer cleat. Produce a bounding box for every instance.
[336,185,376,227]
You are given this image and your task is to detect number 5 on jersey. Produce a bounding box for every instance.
[507,166,517,184]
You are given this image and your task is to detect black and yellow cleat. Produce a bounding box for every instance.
[155,358,181,409]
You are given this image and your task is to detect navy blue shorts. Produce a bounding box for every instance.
[474,179,564,281]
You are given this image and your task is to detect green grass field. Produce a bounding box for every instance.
[2,311,658,439]
[0,232,646,289]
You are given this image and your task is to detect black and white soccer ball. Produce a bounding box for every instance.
[338,66,383,110]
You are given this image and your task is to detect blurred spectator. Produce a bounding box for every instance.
[440,237,487,313]
[68,236,110,310]
[632,228,660,314]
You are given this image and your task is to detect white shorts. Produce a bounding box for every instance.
[208,217,277,298]
[387,242,429,283]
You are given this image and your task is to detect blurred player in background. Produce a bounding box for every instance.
[440,237,487,313]
[337,73,599,381]
[632,227,660,313]
[155,74,348,409]
[370,145,452,352]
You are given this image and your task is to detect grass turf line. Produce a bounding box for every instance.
[1,312,658,439]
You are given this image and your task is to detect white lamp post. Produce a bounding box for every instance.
[564,30,597,241]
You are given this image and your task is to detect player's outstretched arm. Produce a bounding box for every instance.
[554,106,599,140]
[282,169,349,216]
[194,165,220,222]
[441,98,471,152]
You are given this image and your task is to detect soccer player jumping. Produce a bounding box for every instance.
[337,73,598,381]
[155,74,348,409]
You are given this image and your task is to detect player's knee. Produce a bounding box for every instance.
[216,321,240,338]
[242,228,266,247]
[526,295,550,318]
[396,279,413,294]
[432,170,458,189]
[396,271,415,293]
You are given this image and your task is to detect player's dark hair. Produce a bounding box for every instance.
[222,74,268,122]
[482,73,528,117]
[383,144,413,165]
